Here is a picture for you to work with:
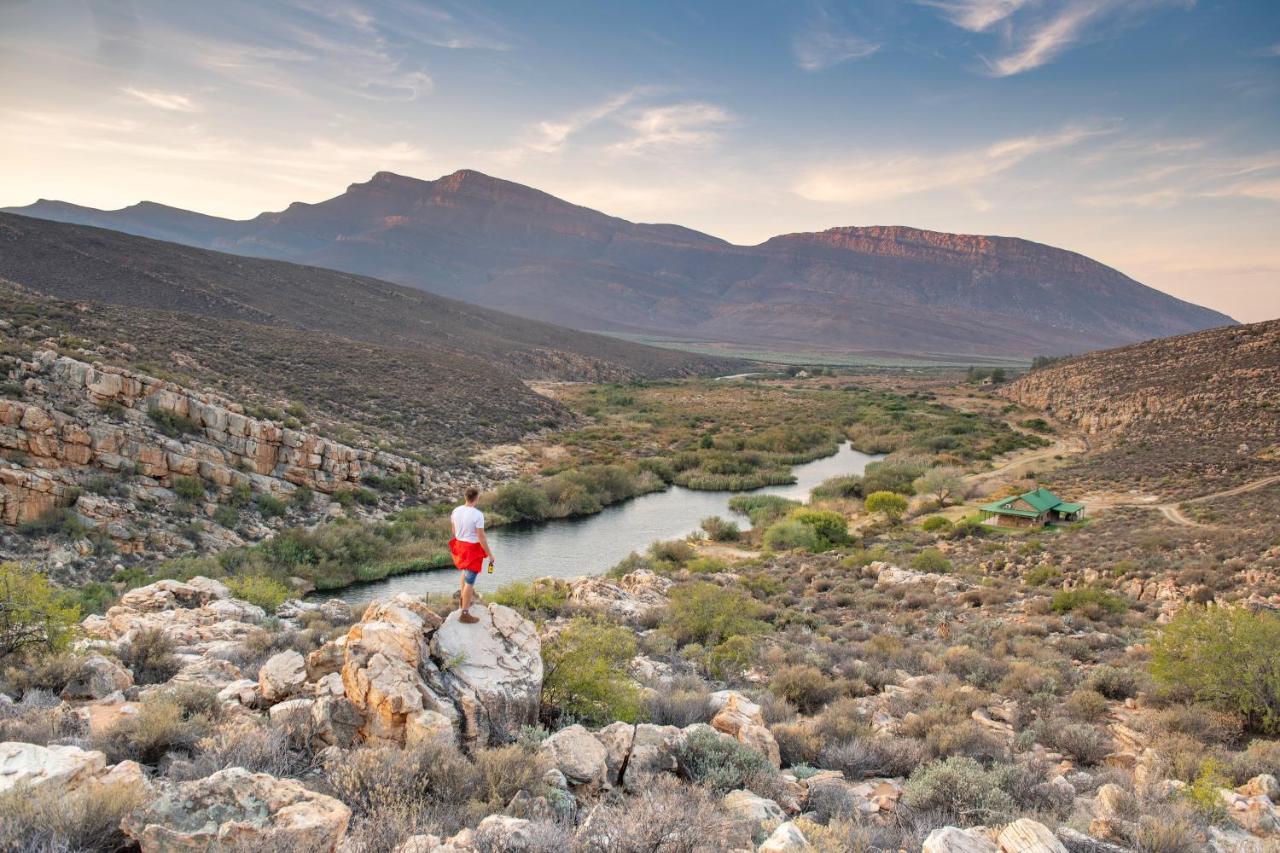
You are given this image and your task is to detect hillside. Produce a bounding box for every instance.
[7,169,1235,357]
[1004,319,1280,496]
[0,213,736,382]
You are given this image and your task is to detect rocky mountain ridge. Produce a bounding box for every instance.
[6,169,1235,357]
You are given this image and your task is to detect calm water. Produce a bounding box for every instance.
[327,443,881,606]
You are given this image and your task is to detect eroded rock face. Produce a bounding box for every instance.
[81,577,265,656]
[121,766,351,852]
[0,742,106,793]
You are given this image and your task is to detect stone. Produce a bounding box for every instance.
[593,721,636,787]
[622,723,683,791]
[566,570,672,623]
[540,723,609,792]
[758,820,813,852]
[1055,828,1134,853]
[393,836,444,853]
[311,696,365,749]
[216,679,259,708]
[259,649,308,704]
[168,657,245,691]
[404,709,455,747]
[711,690,781,768]
[121,766,350,852]
[474,815,538,851]
[923,827,998,853]
[0,742,106,793]
[61,653,133,700]
[307,640,346,681]
[723,789,785,828]
[430,604,542,748]
[997,819,1067,853]
[1238,774,1280,800]
[269,696,316,730]
[1092,783,1131,821]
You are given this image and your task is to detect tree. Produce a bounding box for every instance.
[542,618,644,726]
[0,562,80,659]
[913,466,967,507]
[865,491,908,523]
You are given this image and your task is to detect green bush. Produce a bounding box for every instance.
[763,519,821,552]
[920,516,953,533]
[810,475,863,500]
[902,756,1016,824]
[17,507,87,539]
[1050,586,1127,616]
[489,481,551,522]
[489,580,570,619]
[770,664,839,714]
[665,582,770,647]
[700,516,741,542]
[865,491,907,522]
[171,476,205,501]
[1151,605,1280,734]
[0,562,79,659]
[788,508,849,548]
[1023,565,1062,586]
[542,618,644,726]
[256,494,287,518]
[675,726,786,801]
[225,575,290,611]
[910,548,951,573]
[862,458,928,495]
[212,504,240,529]
[728,494,799,527]
[148,408,201,437]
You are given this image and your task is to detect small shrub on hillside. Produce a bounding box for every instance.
[648,676,711,726]
[862,458,928,496]
[1151,605,1280,734]
[1052,722,1113,765]
[1023,565,1062,586]
[0,779,144,853]
[865,491,907,522]
[763,519,821,552]
[1064,689,1110,722]
[811,474,863,500]
[490,580,570,620]
[1050,586,1127,616]
[117,627,181,685]
[676,726,787,802]
[902,756,1016,825]
[573,773,752,852]
[920,516,953,533]
[821,736,928,780]
[95,687,219,765]
[542,618,644,726]
[728,494,798,527]
[226,574,290,611]
[1085,665,1142,700]
[0,562,80,660]
[148,408,202,437]
[665,582,769,648]
[770,664,839,714]
[17,506,88,539]
[789,508,850,548]
[256,494,287,518]
[322,739,476,818]
[910,548,951,573]
[473,744,552,807]
[649,539,696,566]
[700,515,741,542]
[171,475,205,501]
[704,633,761,680]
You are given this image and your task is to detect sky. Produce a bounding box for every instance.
[1,0,1277,322]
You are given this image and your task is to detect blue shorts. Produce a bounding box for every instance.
[461,570,479,585]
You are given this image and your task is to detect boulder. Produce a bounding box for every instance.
[0,742,105,793]
[474,815,538,851]
[566,570,672,623]
[61,653,133,700]
[710,690,781,768]
[311,695,365,749]
[430,604,542,747]
[623,724,685,791]
[997,819,1067,853]
[259,649,307,703]
[723,789,785,828]
[758,821,813,852]
[404,709,455,746]
[1238,774,1280,800]
[540,724,609,792]
[168,657,245,691]
[216,679,259,708]
[593,721,636,787]
[121,766,350,852]
[922,827,998,853]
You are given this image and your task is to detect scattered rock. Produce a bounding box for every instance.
[923,827,998,853]
[723,788,784,829]
[997,818,1068,853]
[540,724,608,793]
[259,649,308,703]
[758,820,813,852]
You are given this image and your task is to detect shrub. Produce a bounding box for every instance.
[648,678,712,726]
[323,739,476,817]
[700,515,741,542]
[489,580,570,619]
[821,736,927,780]
[473,744,551,807]
[95,688,218,765]
[902,756,1016,825]
[1085,665,1142,700]
[770,664,839,714]
[212,504,240,529]
[542,618,644,726]
[665,582,770,648]
[920,516,953,533]
[148,408,201,437]
[865,491,907,522]
[226,574,290,611]
[1151,605,1280,734]
[117,627,181,685]
[1050,586,1127,616]
[171,475,205,501]
[256,494,288,518]
[862,458,928,496]
[728,494,798,526]
[1053,722,1113,765]
[811,474,863,500]
[17,507,87,538]
[1023,565,1062,587]
[0,779,144,853]
[789,508,850,548]
[489,481,551,522]
[573,773,752,852]
[910,548,951,573]
[763,519,821,552]
[1064,689,1110,722]
[676,726,787,801]
[913,466,967,506]
[0,563,80,660]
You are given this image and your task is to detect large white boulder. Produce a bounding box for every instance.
[259,649,307,703]
[923,827,998,853]
[540,724,609,792]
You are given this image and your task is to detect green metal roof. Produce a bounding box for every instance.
[1020,487,1064,512]
[1055,502,1084,514]
[979,488,1084,518]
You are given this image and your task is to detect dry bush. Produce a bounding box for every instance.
[1126,801,1207,853]
[812,697,871,745]
[901,756,1016,825]
[178,720,314,780]
[321,739,477,819]
[573,774,752,853]
[475,820,574,853]
[792,814,928,853]
[771,719,822,767]
[0,689,84,745]
[1063,688,1110,722]
[1084,664,1142,700]
[1224,738,1280,783]
[647,676,711,727]
[924,719,1004,762]
[1051,722,1113,766]
[0,652,83,697]
[820,736,927,780]
[94,687,219,765]
[1140,704,1243,747]
[755,691,798,725]
[769,664,839,714]
[117,627,180,685]
[473,744,551,808]
[0,779,144,853]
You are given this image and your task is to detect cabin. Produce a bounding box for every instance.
[979,487,1085,528]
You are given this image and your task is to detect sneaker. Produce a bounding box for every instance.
[459,612,479,624]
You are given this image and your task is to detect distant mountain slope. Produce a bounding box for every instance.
[6,169,1235,357]
[0,212,736,382]
[1004,319,1280,495]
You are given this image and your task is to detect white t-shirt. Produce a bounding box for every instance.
[451,504,485,543]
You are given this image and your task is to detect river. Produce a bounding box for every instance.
[327,442,881,606]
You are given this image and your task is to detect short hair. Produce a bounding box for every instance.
[465,486,480,502]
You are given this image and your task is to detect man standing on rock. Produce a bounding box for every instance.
[449,486,492,624]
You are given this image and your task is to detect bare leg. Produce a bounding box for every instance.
[461,579,473,612]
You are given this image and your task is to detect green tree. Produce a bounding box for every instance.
[542,618,644,726]
[788,508,850,548]
[0,562,80,659]
[1151,605,1280,734]
[865,491,908,522]
[913,466,967,507]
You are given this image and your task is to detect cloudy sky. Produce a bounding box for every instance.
[1,0,1277,321]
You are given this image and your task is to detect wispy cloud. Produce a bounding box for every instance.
[1073,142,1280,208]
[792,5,880,72]
[490,89,654,165]
[611,102,735,154]
[122,87,199,112]
[918,0,1032,32]
[794,124,1108,203]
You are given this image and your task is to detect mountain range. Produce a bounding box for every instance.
[5,169,1235,357]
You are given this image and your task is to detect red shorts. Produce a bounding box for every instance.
[449,538,487,572]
